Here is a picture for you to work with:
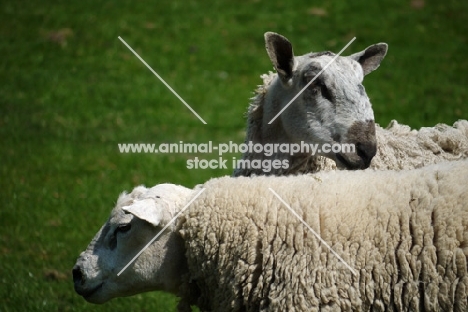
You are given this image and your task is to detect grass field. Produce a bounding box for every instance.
[1,0,467,311]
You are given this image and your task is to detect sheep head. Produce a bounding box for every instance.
[72,184,193,304]
[262,32,387,170]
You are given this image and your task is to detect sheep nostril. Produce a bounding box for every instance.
[72,265,84,285]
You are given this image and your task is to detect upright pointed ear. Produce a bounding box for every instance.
[265,32,295,83]
[122,198,162,227]
[348,43,388,75]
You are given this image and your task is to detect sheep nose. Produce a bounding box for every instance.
[72,265,84,285]
[356,141,377,168]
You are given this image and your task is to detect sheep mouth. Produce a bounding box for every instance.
[76,282,104,301]
[335,153,364,170]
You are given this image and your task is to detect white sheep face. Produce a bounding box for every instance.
[73,184,193,304]
[262,32,388,169]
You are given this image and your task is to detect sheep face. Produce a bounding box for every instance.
[73,184,193,304]
[263,32,387,170]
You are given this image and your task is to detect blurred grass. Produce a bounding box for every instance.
[1,0,467,311]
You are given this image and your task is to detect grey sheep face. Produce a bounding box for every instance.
[72,184,192,304]
[263,32,387,169]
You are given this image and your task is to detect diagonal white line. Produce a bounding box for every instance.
[117,187,206,276]
[118,36,207,125]
[268,37,356,125]
[268,187,358,276]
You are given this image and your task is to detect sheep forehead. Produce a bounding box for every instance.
[296,53,364,83]
[146,183,182,198]
[108,204,133,228]
[147,183,194,204]
[109,187,163,225]
[115,185,147,207]
[115,184,182,209]
[113,184,192,224]
[109,187,150,225]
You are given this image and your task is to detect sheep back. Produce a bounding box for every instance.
[373,120,468,170]
[180,160,468,311]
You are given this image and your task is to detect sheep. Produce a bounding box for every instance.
[72,184,194,305]
[73,159,468,311]
[232,32,388,175]
[232,32,468,176]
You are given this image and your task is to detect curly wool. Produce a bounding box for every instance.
[181,160,468,311]
[372,119,468,170]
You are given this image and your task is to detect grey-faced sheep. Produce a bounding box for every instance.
[74,159,468,311]
[233,32,468,176]
[233,32,388,175]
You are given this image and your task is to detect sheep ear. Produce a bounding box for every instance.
[348,43,388,76]
[265,32,295,83]
[122,198,162,227]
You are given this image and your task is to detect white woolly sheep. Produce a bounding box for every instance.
[233,32,468,176]
[74,160,468,311]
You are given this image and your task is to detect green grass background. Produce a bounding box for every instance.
[1,0,466,311]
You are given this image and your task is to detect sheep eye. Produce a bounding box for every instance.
[319,82,333,102]
[305,75,332,102]
[116,223,131,234]
[109,224,131,249]
[305,74,319,85]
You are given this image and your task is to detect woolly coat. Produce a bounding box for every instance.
[373,119,468,169]
[180,160,468,311]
